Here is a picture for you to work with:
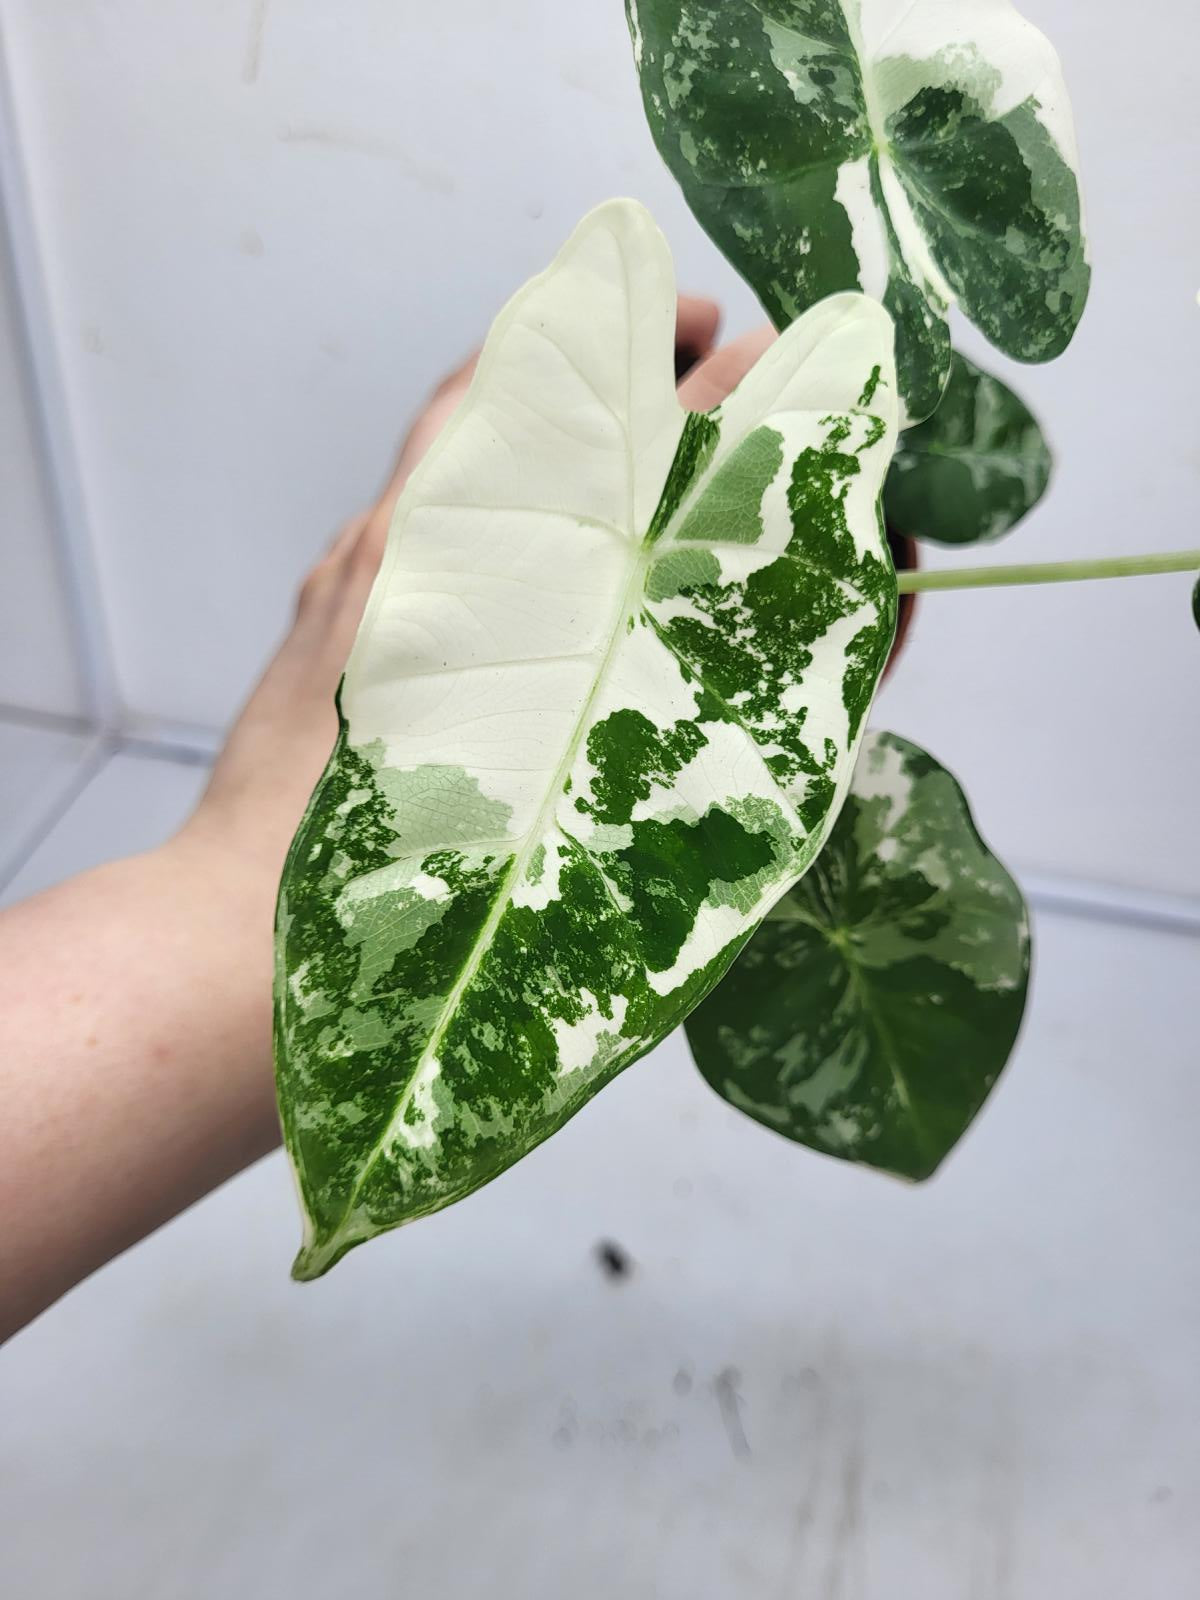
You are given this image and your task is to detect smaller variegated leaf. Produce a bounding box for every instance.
[685,731,1029,1180]
[275,200,899,1277]
[627,0,1090,423]
[885,352,1052,545]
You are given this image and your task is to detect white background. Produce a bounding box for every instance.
[1,0,1197,890]
[0,2,1197,1595]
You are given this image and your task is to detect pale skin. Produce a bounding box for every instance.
[0,297,781,1340]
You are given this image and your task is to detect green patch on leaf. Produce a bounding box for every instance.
[685,730,1030,1180]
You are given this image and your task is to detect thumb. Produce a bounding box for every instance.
[676,325,777,412]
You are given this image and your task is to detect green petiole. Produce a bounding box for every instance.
[896,549,1200,594]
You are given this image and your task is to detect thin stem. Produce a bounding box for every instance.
[897,549,1200,594]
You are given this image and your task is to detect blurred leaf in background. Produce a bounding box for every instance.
[885,352,1052,545]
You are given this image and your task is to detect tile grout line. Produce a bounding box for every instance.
[0,733,113,895]
[3,709,1197,938]
[1019,870,1200,939]
[0,19,120,731]
[0,701,93,737]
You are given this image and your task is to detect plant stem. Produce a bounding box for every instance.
[896,549,1200,594]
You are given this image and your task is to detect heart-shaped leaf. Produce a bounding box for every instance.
[885,351,1052,544]
[685,730,1029,1180]
[274,200,899,1277]
[627,0,1089,423]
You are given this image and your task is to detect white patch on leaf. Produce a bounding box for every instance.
[552,992,630,1076]
[835,154,891,300]
[390,1057,442,1153]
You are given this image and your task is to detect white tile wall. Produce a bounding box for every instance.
[0,0,759,739]
[1,0,1195,889]
[0,200,82,717]
[0,746,208,906]
[0,719,92,880]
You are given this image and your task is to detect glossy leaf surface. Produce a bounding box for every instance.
[627,0,1089,423]
[885,352,1052,544]
[686,730,1029,1179]
[275,201,899,1276]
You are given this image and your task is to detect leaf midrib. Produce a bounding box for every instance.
[327,391,890,1242]
[898,439,1033,471]
[331,539,655,1240]
[329,522,837,1239]
[832,927,938,1172]
[327,255,650,1241]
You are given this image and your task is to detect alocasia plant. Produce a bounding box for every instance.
[275,200,899,1278]
[685,730,1030,1179]
[271,4,1200,1280]
[626,0,1090,423]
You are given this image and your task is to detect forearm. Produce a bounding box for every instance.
[0,835,280,1339]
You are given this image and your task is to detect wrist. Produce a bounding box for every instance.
[152,827,282,1148]
[169,801,288,918]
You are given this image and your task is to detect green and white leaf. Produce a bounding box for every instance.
[274,200,899,1278]
[885,351,1051,544]
[627,0,1090,423]
[685,730,1029,1180]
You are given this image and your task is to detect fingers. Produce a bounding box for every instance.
[324,511,372,566]
[294,515,363,617]
[348,508,389,587]
[676,324,777,413]
[295,508,384,622]
[302,294,738,633]
[382,350,481,511]
[434,349,481,399]
[675,294,721,379]
[374,294,722,526]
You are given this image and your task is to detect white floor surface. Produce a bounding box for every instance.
[0,738,1197,1599]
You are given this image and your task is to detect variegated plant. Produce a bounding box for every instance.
[271,2,1200,1282]
[685,731,1030,1179]
[275,200,899,1278]
[627,0,1090,423]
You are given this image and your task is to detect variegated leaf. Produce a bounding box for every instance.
[274,200,899,1277]
[885,351,1052,544]
[627,0,1090,423]
[1192,575,1199,633]
[685,730,1029,1180]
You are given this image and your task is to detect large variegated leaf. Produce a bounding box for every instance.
[274,200,899,1278]
[885,351,1052,544]
[627,0,1089,423]
[685,730,1029,1180]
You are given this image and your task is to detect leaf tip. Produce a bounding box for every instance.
[290,1230,354,1283]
